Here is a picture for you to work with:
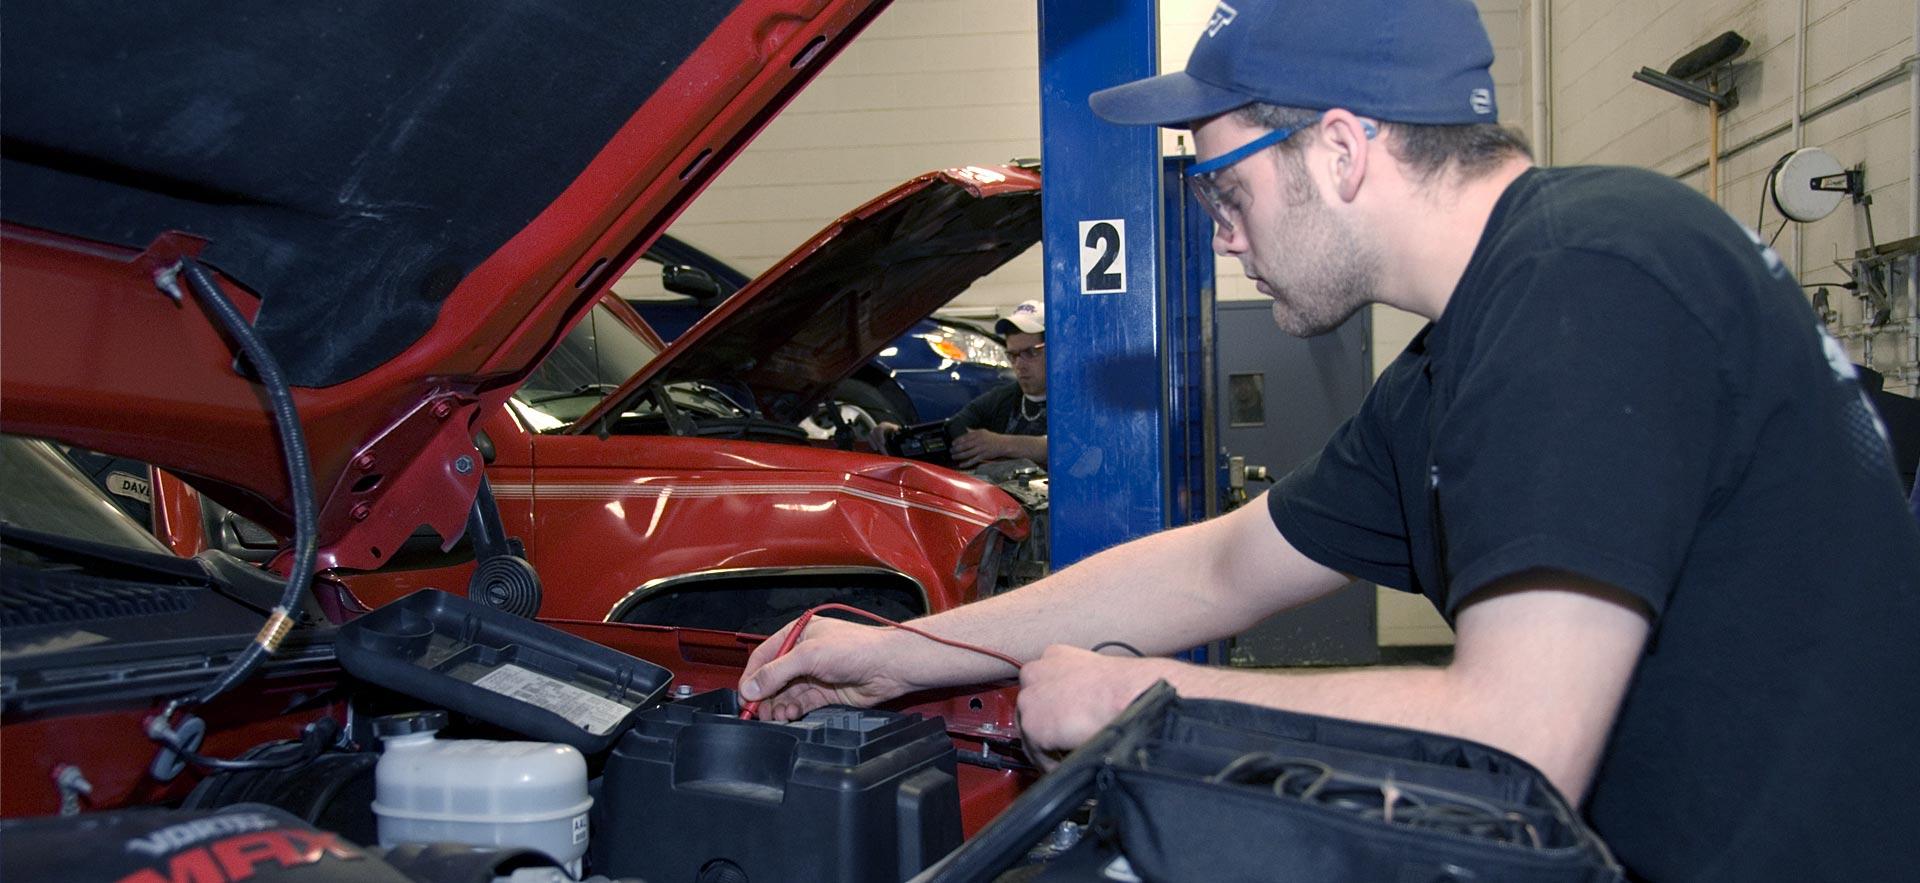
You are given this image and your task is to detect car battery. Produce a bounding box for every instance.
[593,690,961,883]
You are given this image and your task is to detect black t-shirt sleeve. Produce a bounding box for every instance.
[1268,362,1419,592]
[944,383,1021,439]
[1434,250,1725,618]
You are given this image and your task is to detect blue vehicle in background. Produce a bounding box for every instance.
[625,233,1015,428]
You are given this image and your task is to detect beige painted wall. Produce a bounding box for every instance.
[642,0,1917,647]
[1549,0,1916,395]
[638,0,1044,313]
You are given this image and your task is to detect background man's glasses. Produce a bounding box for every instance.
[1008,343,1046,363]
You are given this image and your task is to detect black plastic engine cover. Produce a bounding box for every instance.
[0,804,413,883]
[595,690,962,883]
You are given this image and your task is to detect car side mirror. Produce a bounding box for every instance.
[473,429,496,464]
[661,265,724,301]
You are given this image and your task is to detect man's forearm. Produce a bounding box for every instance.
[1163,662,1455,736]
[885,502,1346,690]
[1141,657,1602,802]
[1171,663,1578,793]
[1073,579,1651,803]
[1011,433,1047,466]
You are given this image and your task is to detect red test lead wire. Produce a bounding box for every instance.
[738,602,1025,720]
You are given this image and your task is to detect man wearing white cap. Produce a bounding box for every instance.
[871,299,1048,469]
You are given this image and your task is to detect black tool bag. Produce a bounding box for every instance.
[919,683,1622,883]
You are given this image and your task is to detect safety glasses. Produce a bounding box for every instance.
[1185,124,1305,236]
[1185,120,1376,236]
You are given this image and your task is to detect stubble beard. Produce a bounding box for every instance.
[1255,160,1381,338]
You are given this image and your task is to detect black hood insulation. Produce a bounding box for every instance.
[1,1,741,386]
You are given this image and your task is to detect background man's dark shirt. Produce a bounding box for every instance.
[947,382,1046,439]
[1269,167,1920,881]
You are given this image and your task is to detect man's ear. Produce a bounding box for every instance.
[1318,109,1375,204]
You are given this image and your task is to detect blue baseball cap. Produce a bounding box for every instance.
[1090,0,1499,128]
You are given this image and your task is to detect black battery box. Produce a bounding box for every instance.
[593,689,962,882]
[336,589,671,753]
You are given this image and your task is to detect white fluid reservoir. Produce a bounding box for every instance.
[371,711,592,877]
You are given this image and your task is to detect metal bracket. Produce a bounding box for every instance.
[1811,167,1867,201]
[315,393,485,571]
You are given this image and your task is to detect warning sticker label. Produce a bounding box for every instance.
[471,664,632,736]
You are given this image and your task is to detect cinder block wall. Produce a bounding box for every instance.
[643,0,1044,312]
[1551,0,1916,394]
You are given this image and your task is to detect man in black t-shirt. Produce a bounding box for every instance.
[738,1,1920,878]
[872,299,1049,468]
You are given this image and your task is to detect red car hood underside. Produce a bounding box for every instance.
[578,166,1042,430]
[0,1,892,571]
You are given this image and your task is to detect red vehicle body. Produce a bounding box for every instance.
[472,403,1024,626]
[340,166,1043,628]
[125,167,1043,629]
[0,0,1039,865]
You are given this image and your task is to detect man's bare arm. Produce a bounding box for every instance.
[1004,432,1046,466]
[741,495,1349,710]
[951,428,1047,468]
[1018,572,1650,802]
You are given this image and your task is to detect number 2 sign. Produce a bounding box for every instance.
[1077,219,1126,294]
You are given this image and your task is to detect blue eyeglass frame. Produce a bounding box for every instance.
[1186,124,1305,178]
[1186,120,1377,177]
[1184,120,1378,232]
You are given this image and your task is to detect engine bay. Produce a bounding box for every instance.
[0,556,1031,882]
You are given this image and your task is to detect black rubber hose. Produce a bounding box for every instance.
[465,477,509,561]
[165,258,319,713]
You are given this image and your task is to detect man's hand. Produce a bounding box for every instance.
[739,616,942,721]
[1015,645,1171,765]
[952,428,1018,468]
[868,421,902,453]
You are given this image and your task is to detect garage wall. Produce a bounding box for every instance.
[641,0,1045,313]
[1548,0,1916,395]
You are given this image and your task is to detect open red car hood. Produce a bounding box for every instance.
[579,166,1041,429]
[0,1,891,570]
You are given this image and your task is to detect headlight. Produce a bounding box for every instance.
[917,327,1010,368]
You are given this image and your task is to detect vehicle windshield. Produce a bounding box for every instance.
[0,435,173,557]
[512,302,663,425]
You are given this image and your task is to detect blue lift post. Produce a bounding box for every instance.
[1161,153,1223,665]
[1039,4,1221,662]
[1161,153,1216,530]
[1037,1,1166,569]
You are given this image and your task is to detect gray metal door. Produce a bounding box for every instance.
[1215,300,1378,666]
